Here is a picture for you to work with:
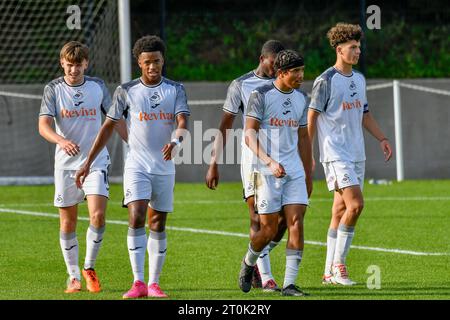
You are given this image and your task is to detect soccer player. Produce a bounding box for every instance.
[75,35,190,299]
[38,41,125,293]
[308,23,393,285]
[205,40,286,292]
[238,50,312,297]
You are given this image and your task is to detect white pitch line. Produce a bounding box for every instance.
[0,207,448,257]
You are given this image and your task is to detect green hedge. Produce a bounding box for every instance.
[163,16,449,81]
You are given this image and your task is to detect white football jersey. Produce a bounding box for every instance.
[222,71,274,165]
[39,76,111,170]
[246,82,309,178]
[309,67,369,163]
[107,77,190,175]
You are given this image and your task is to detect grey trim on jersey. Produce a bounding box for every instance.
[39,76,111,117]
[246,83,274,121]
[222,70,271,115]
[163,78,191,116]
[39,77,64,117]
[309,67,337,113]
[107,79,141,120]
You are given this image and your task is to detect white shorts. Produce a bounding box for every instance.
[254,172,309,214]
[322,160,365,192]
[241,162,255,199]
[54,168,109,207]
[123,169,175,212]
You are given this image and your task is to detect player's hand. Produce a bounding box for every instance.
[312,157,316,172]
[162,142,176,161]
[268,160,286,178]
[58,139,80,157]
[206,164,219,190]
[380,139,393,162]
[75,164,90,189]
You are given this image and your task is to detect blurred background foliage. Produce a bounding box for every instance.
[130,0,450,80]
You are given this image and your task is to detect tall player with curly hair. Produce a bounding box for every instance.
[308,23,392,285]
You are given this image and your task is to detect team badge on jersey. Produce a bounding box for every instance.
[73,90,84,100]
[349,81,357,91]
[149,92,161,109]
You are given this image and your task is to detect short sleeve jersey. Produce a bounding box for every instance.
[39,76,111,170]
[107,77,190,175]
[309,67,369,163]
[246,83,309,178]
[222,71,274,164]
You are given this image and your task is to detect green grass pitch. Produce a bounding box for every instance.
[0,180,449,300]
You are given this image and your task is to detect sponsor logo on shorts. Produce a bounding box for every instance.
[327,176,335,185]
[125,189,132,198]
[259,199,268,209]
[342,173,351,183]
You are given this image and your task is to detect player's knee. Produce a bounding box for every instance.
[261,223,278,243]
[60,220,76,233]
[348,200,364,215]
[149,212,167,232]
[129,208,146,228]
[89,210,105,228]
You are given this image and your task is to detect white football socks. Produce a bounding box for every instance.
[283,248,303,289]
[147,230,167,285]
[333,224,355,265]
[127,227,147,283]
[84,224,105,270]
[324,228,337,275]
[257,241,279,283]
[60,231,80,280]
[244,243,261,267]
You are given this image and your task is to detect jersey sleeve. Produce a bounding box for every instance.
[107,86,128,121]
[39,85,56,117]
[299,104,308,127]
[222,80,242,115]
[100,81,112,115]
[308,78,329,113]
[174,84,190,116]
[246,90,264,122]
[362,76,369,113]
